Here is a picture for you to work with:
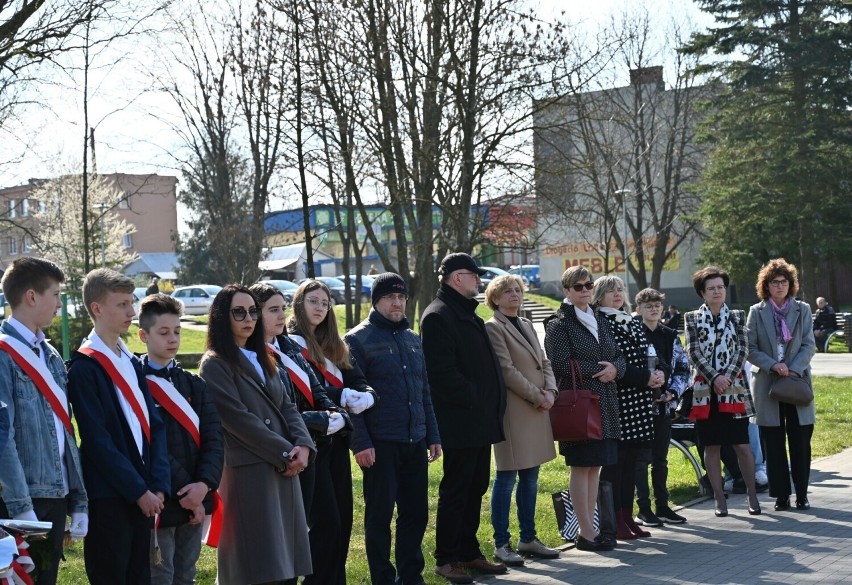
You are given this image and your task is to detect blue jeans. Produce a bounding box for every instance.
[150,522,203,585]
[749,422,766,475]
[490,466,540,548]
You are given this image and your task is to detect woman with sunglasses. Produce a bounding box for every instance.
[592,275,665,540]
[249,282,351,526]
[684,267,759,517]
[288,279,376,585]
[544,266,624,552]
[199,285,314,585]
[746,259,815,511]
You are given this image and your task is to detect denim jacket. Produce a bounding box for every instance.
[0,321,87,516]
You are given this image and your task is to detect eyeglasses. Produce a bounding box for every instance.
[231,307,259,321]
[383,293,408,303]
[641,303,663,310]
[705,286,727,293]
[456,271,482,279]
[570,282,595,292]
[302,297,332,310]
[769,279,789,287]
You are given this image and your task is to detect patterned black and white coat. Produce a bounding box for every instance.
[599,311,656,444]
[544,303,625,451]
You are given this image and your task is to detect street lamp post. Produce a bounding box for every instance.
[615,188,631,297]
[94,203,107,268]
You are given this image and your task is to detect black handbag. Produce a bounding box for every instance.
[768,304,814,407]
[769,373,813,406]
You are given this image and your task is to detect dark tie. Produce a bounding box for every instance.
[32,346,40,358]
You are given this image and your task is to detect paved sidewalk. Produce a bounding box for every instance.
[474,447,852,585]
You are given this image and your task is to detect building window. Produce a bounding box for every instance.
[38,199,45,213]
[8,199,15,219]
[21,199,29,217]
[8,237,17,255]
[21,236,30,253]
[118,194,130,209]
[123,232,133,249]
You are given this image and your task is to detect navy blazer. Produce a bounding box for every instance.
[67,349,170,503]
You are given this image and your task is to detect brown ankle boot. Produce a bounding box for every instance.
[622,509,651,537]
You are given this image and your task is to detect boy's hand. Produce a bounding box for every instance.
[177,482,209,510]
[137,490,164,517]
[188,505,205,525]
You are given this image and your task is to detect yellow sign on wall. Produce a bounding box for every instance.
[543,237,680,275]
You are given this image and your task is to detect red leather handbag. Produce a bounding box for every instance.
[549,359,603,441]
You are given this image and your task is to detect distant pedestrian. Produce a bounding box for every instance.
[146,277,160,296]
[367,265,379,276]
[812,297,838,352]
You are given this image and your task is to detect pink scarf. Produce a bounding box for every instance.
[769,298,793,343]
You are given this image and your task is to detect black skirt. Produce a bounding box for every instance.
[695,392,749,446]
[562,438,618,467]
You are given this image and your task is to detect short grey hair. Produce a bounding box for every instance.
[592,274,631,312]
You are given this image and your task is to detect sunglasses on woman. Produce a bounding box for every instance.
[570,282,595,291]
[231,307,259,321]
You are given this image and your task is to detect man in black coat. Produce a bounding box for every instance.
[421,253,507,584]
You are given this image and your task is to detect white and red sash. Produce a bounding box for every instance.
[145,372,223,548]
[78,338,151,443]
[266,344,315,407]
[0,335,71,435]
[288,334,344,389]
[146,374,200,447]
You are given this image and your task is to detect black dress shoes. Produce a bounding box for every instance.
[775,497,790,511]
[796,498,810,510]
[575,535,615,552]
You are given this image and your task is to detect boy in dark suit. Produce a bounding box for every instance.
[138,294,223,584]
[67,268,170,585]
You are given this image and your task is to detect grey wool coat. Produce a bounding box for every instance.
[486,310,557,471]
[200,351,315,585]
[746,299,816,427]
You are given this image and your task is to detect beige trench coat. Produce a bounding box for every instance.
[485,311,557,471]
[200,352,315,585]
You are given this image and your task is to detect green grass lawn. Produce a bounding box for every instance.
[123,323,209,355]
[53,376,851,584]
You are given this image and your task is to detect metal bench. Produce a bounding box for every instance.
[822,312,849,352]
[670,419,709,496]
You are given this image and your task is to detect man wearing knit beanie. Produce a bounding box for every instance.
[370,272,408,307]
[346,272,441,585]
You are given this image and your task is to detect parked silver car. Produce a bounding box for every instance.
[171,285,222,315]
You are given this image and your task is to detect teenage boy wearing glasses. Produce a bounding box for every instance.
[0,257,88,585]
[632,288,687,526]
[421,253,508,584]
[67,269,170,585]
[345,273,442,585]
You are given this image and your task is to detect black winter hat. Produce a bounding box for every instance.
[371,272,408,306]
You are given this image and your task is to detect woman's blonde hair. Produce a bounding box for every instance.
[592,274,631,312]
[287,279,352,369]
[484,274,525,310]
[560,266,592,290]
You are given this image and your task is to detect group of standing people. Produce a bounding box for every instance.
[0,252,820,585]
[542,258,817,552]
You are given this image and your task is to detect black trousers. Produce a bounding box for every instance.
[362,440,428,585]
[601,442,646,509]
[635,414,672,509]
[761,402,814,500]
[303,437,353,585]
[434,445,491,566]
[84,498,151,585]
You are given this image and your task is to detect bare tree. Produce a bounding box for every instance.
[535,9,708,291]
